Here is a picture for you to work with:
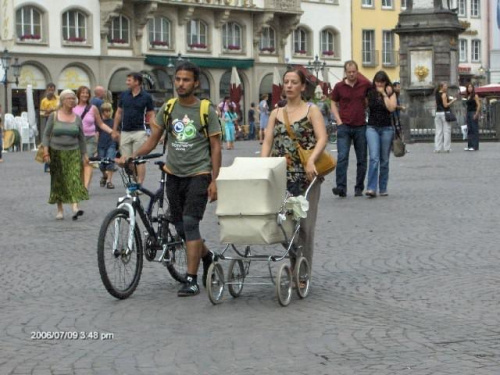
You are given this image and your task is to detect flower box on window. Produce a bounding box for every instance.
[260,47,275,53]
[66,37,86,43]
[227,45,241,50]
[188,43,207,49]
[322,50,335,56]
[110,38,127,45]
[151,40,169,47]
[20,34,41,41]
[294,49,307,55]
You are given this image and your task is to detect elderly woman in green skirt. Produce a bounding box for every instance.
[42,89,89,220]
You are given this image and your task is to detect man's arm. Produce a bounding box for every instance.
[133,121,163,157]
[208,134,222,202]
[330,100,342,125]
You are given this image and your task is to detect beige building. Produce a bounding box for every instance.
[1,0,351,127]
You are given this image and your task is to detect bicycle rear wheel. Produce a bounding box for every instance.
[164,223,187,283]
[97,209,143,299]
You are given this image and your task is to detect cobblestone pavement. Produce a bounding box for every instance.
[1,140,499,375]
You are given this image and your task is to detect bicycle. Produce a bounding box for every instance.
[91,153,187,299]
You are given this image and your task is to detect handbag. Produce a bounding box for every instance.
[283,108,336,176]
[35,144,45,163]
[35,112,55,163]
[392,115,406,157]
[444,110,457,122]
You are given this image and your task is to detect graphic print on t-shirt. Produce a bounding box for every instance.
[172,114,198,142]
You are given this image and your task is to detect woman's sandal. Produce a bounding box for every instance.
[100,177,107,187]
[106,182,115,189]
[72,210,84,221]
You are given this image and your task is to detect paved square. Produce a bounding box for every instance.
[1,141,499,374]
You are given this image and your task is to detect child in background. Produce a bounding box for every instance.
[97,102,117,189]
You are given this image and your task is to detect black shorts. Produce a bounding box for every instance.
[166,173,211,222]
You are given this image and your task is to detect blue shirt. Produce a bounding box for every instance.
[90,97,104,112]
[118,89,154,132]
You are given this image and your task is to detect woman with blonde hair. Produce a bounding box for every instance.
[42,89,88,220]
[434,81,457,153]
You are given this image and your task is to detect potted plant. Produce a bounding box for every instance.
[260,47,275,54]
[151,40,169,47]
[322,50,334,57]
[188,43,207,50]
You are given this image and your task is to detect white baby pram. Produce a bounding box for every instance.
[207,157,317,306]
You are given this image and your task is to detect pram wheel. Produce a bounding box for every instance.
[207,263,225,305]
[276,263,292,306]
[295,257,310,299]
[228,259,245,298]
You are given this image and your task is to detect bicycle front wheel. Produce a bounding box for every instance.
[97,208,143,299]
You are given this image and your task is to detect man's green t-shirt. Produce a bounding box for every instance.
[156,100,221,177]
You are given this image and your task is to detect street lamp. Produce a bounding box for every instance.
[166,53,188,95]
[1,49,21,114]
[307,55,326,80]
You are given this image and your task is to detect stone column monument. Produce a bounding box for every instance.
[394,0,464,141]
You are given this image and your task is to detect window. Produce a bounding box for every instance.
[187,19,207,49]
[320,30,335,56]
[362,30,376,65]
[362,0,373,7]
[382,31,395,66]
[459,39,467,62]
[109,15,129,45]
[458,0,466,16]
[222,22,242,51]
[471,40,481,62]
[259,27,275,53]
[62,10,87,42]
[293,27,308,54]
[471,0,480,17]
[16,6,42,41]
[149,17,171,48]
[401,0,407,9]
[382,0,393,9]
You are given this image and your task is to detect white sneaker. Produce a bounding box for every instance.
[468,148,475,151]
[464,147,470,151]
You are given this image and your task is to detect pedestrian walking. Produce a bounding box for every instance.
[330,60,371,197]
[111,72,156,184]
[90,85,106,112]
[129,61,222,297]
[464,83,481,151]
[247,102,256,140]
[40,83,59,173]
[42,89,88,220]
[434,82,457,153]
[259,94,270,144]
[97,102,117,189]
[224,105,238,150]
[365,71,397,198]
[261,68,327,274]
[74,85,112,190]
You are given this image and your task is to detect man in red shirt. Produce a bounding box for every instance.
[330,60,371,197]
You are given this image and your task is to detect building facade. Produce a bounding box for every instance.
[1,0,351,126]
[351,0,403,82]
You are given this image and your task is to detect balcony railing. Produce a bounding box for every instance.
[382,50,398,67]
[362,49,379,67]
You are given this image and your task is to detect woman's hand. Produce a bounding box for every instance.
[43,154,50,164]
[474,113,479,120]
[305,158,317,182]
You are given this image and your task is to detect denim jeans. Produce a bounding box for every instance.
[335,125,367,192]
[366,125,394,193]
[466,111,479,150]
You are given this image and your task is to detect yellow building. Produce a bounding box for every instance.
[351,0,403,82]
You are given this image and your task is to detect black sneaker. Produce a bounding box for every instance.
[202,250,214,288]
[178,276,200,297]
[354,189,363,197]
[332,187,346,198]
